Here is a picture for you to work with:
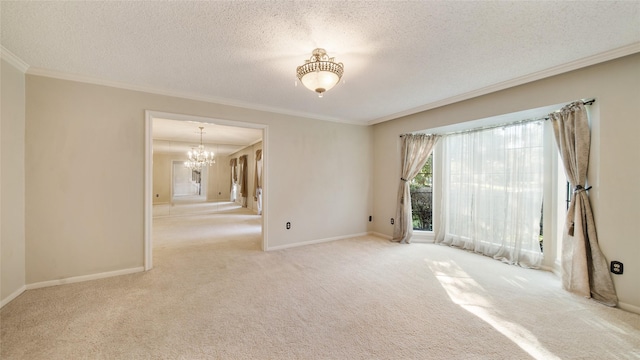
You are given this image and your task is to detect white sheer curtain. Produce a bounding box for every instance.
[436,121,544,268]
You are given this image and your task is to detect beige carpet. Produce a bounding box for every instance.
[2,202,639,359]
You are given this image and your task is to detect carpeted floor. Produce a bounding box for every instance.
[1,202,639,359]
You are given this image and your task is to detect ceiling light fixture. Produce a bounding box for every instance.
[184,126,215,170]
[296,48,344,98]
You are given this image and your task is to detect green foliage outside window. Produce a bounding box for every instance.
[410,155,433,231]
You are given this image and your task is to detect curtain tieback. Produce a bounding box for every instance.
[401,178,408,182]
[567,186,591,236]
[574,185,592,194]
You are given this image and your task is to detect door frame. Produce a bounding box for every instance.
[144,110,268,270]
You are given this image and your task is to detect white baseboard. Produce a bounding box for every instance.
[266,232,369,251]
[366,233,436,243]
[367,231,436,243]
[26,267,145,290]
[1,285,27,309]
[369,231,392,240]
[618,301,640,315]
[411,238,436,244]
[205,198,232,202]
[534,267,638,315]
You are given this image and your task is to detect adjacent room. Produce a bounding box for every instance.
[1,1,639,359]
[150,116,264,255]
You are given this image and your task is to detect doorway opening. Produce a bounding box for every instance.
[144,111,268,270]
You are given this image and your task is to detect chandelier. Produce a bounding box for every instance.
[184,126,214,170]
[296,48,344,98]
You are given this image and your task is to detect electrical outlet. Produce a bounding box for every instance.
[286,222,291,230]
[369,216,372,222]
[611,261,623,275]
[390,218,394,225]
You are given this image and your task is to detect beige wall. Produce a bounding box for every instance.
[25,75,372,284]
[152,153,173,204]
[372,53,640,311]
[206,152,232,202]
[1,59,26,303]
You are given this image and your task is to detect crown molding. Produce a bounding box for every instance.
[368,42,640,125]
[24,67,363,125]
[0,46,29,73]
[15,42,639,126]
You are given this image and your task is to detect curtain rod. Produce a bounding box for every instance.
[400,98,595,137]
[541,98,595,121]
[440,116,545,136]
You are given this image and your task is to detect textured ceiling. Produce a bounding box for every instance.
[1,1,639,125]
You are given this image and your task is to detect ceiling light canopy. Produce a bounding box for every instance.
[296,48,344,98]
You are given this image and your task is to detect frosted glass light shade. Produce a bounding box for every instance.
[296,48,343,97]
[300,70,340,95]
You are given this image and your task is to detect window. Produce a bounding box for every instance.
[420,104,575,270]
[438,121,544,267]
[410,153,433,231]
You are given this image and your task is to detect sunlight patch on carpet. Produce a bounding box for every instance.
[427,259,561,360]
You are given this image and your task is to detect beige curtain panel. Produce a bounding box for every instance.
[393,134,440,244]
[239,155,248,200]
[254,149,262,201]
[550,101,617,306]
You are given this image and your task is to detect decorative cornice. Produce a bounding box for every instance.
[11,42,639,126]
[368,42,640,125]
[24,67,361,125]
[0,45,29,73]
